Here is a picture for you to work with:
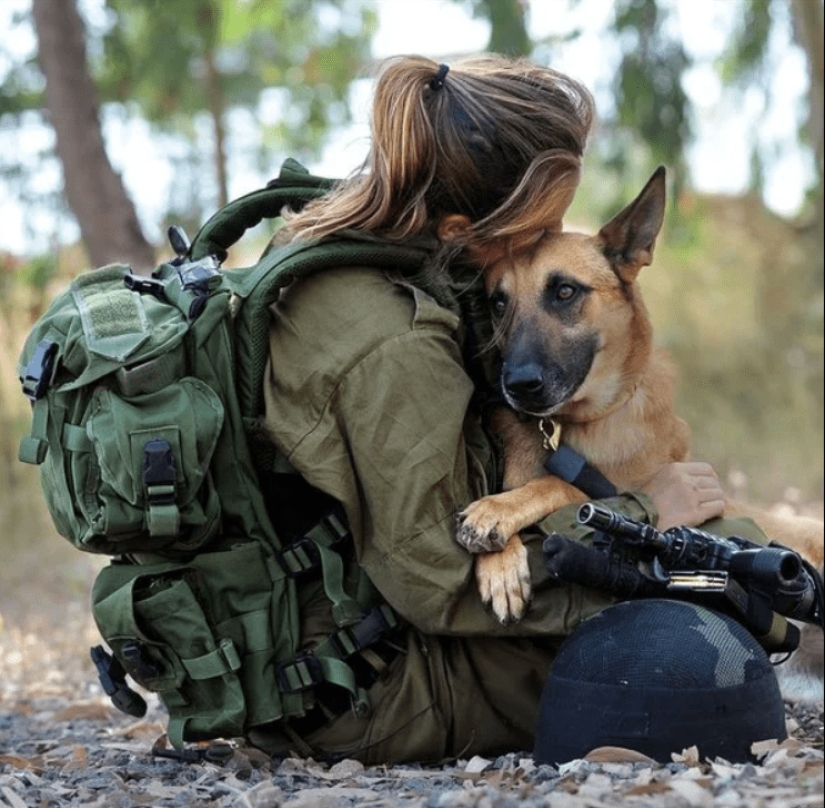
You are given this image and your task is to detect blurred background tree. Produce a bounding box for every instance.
[32,0,155,271]
[0,0,822,561]
[97,0,376,225]
[6,0,376,263]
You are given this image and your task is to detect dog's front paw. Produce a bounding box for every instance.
[475,535,531,623]
[456,497,512,553]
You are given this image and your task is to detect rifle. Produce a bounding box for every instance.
[543,503,824,655]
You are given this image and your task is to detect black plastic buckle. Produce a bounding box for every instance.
[124,272,168,302]
[276,652,325,694]
[121,640,163,680]
[21,339,58,401]
[277,536,322,578]
[90,645,148,718]
[167,225,192,258]
[329,605,395,659]
[176,257,221,320]
[178,257,221,292]
[142,439,177,503]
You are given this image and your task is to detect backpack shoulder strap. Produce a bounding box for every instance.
[188,160,434,423]
[185,156,437,475]
[232,235,432,425]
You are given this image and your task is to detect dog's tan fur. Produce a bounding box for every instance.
[455,169,824,669]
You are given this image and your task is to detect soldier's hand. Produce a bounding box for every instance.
[641,461,725,530]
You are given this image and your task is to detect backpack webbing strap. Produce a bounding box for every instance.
[181,637,242,680]
[275,509,363,628]
[276,603,400,720]
[62,423,91,452]
[19,397,50,465]
[305,518,363,628]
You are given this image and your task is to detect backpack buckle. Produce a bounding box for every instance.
[143,440,177,500]
[121,639,164,680]
[90,645,148,718]
[178,257,221,292]
[143,439,180,536]
[167,225,192,259]
[123,272,168,302]
[21,339,58,401]
[328,605,398,658]
[176,258,221,319]
[277,536,322,578]
[276,652,325,694]
[276,510,351,578]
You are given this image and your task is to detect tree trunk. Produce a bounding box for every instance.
[789,0,823,290]
[32,0,156,271]
[789,0,823,183]
[204,47,229,209]
[478,0,531,57]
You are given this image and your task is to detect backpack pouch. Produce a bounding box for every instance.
[93,540,295,747]
[75,377,224,554]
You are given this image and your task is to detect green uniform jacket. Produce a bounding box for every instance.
[261,264,738,764]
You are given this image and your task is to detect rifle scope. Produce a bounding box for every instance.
[577,503,804,593]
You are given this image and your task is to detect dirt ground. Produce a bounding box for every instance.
[0,541,822,808]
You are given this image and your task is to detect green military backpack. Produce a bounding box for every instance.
[17,158,428,750]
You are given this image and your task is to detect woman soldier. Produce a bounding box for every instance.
[255,55,731,763]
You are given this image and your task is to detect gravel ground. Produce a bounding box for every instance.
[1,598,822,808]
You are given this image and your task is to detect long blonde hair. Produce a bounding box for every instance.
[284,54,594,252]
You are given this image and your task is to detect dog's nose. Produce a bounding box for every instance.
[502,362,545,397]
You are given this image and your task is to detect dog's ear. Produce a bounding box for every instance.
[597,166,666,284]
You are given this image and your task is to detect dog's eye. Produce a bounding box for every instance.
[489,292,508,316]
[544,276,587,312]
[553,283,579,304]
[556,283,577,302]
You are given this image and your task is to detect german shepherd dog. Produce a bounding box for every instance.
[456,167,824,697]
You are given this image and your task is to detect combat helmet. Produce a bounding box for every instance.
[533,599,787,764]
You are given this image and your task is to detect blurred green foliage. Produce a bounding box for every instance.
[18,252,59,291]
[469,0,531,56]
[97,0,376,218]
[0,0,377,237]
[613,0,692,188]
[98,0,376,150]
[718,0,773,84]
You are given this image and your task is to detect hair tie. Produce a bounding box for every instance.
[429,63,449,91]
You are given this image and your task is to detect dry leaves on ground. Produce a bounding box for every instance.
[1,602,822,807]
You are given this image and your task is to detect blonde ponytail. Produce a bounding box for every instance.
[283,54,594,250]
